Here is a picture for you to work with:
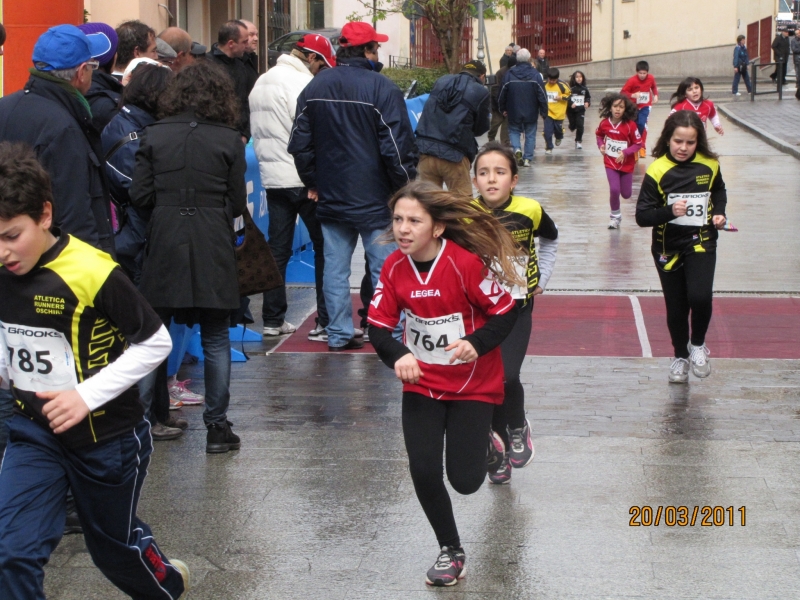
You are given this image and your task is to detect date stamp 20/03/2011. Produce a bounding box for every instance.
[629,506,746,527]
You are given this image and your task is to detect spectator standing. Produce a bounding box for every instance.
[78,23,122,131]
[288,21,418,351]
[416,60,490,199]
[770,30,790,85]
[155,37,178,70]
[0,24,115,255]
[488,54,514,144]
[130,61,246,453]
[791,30,800,91]
[0,21,8,456]
[158,27,195,71]
[499,44,514,68]
[114,20,157,80]
[249,34,336,339]
[535,48,549,76]
[498,48,547,166]
[207,20,257,140]
[732,35,752,95]
[241,19,261,75]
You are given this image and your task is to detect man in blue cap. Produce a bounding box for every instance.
[0,24,115,257]
[78,22,122,131]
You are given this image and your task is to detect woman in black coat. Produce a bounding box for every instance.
[131,61,247,453]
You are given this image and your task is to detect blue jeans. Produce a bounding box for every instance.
[0,416,185,599]
[732,68,752,94]
[262,187,328,328]
[320,221,396,348]
[508,121,539,160]
[0,388,13,454]
[543,117,564,150]
[635,106,651,136]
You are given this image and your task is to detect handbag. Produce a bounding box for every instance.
[234,209,283,297]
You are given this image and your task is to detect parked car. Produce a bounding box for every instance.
[267,28,341,68]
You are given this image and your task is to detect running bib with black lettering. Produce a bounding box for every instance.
[571,95,585,107]
[668,192,710,227]
[547,91,560,103]
[0,321,78,391]
[605,138,627,158]
[404,310,466,366]
[637,91,650,104]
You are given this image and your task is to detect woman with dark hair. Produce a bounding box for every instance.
[131,60,246,453]
[635,110,727,384]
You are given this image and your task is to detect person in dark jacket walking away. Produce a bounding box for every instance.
[567,70,591,149]
[791,30,800,91]
[207,20,258,140]
[0,24,115,256]
[732,35,752,95]
[78,23,122,131]
[289,21,418,351]
[498,48,547,166]
[416,60,490,199]
[488,54,514,144]
[131,61,246,453]
[770,30,790,85]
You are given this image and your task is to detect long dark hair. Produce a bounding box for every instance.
[122,64,174,117]
[157,61,239,127]
[569,70,587,87]
[598,93,637,122]
[670,77,705,107]
[652,110,719,160]
[387,181,525,288]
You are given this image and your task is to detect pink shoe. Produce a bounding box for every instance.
[169,378,205,405]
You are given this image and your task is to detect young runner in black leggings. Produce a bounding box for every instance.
[635,110,727,382]
[369,181,524,587]
[473,142,559,484]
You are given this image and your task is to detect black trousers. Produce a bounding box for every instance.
[402,392,494,548]
[493,299,532,446]
[567,109,585,142]
[655,252,716,359]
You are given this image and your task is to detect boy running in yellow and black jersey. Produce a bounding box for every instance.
[636,111,728,385]
[472,141,558,485]
[0,143,189,598]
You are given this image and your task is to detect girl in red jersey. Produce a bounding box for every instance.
[596,93,642,229]
[670,77,725,136]
[368,181,524,587]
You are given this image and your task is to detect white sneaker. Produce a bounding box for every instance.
[263,322,296,336]
[522,159,531,167]
[669,357,690,383]
[575,141,582,149]
[687,343,711,378]
[733,92,742,96]
[309,326,363,342]
[608,215,622,229]
[170,558,191,591]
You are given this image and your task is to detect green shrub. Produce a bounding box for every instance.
[383,67,449,96]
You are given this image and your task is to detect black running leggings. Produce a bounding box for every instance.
[402,392,494,548]
[655,252,716,359]
[493,300,532,447]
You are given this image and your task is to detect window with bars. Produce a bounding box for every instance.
[413,17,472,68]
[514,0,592,66]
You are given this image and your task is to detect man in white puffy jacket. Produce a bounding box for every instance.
[249,34,336,340]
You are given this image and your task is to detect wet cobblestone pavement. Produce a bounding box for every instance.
[43,105,800,598]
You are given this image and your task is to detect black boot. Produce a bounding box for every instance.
[64,491,83,535]
[206,421,241,454]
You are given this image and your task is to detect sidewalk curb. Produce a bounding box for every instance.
[718,104,800,160]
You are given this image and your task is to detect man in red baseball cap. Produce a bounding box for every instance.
[339,21,388,47]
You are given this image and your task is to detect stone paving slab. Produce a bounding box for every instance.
[718,99,800,159]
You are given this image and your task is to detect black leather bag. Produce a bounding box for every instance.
[234,210,283,297]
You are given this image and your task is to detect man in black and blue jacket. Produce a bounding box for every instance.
[289,21,418,352]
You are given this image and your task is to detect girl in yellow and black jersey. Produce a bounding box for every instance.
[472,141,559,485]
[635,110,727,384]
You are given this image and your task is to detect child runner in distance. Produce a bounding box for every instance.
[567,70,591,149]
[368,181,524,587]
[621,60,658,158]
[543,67,571,155]
[670,77,725,136]
[596,93,642,229]
[472,141,559,485]
[635,111,727,383]
[0,143,189,599]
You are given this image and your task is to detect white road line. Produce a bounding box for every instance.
[628,295,652,358]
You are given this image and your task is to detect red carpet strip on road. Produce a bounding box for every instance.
[274,294,800,359]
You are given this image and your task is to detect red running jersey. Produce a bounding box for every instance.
[621,74,659,108]
[671,99,718,128]
[595,118,641,173]
[368,239,515,404]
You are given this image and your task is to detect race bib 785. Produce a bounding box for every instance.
[0,322,78,392]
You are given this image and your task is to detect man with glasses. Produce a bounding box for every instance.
[0,24,116,257]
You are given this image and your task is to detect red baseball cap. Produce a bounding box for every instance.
[297,34,337,68]
[339,22,389,47]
